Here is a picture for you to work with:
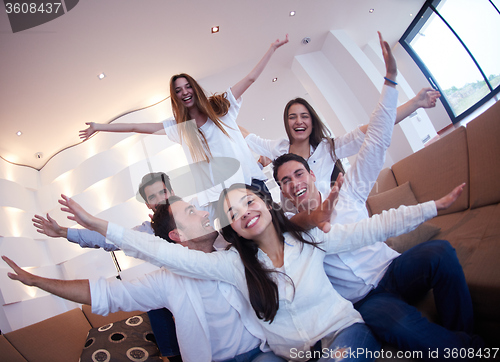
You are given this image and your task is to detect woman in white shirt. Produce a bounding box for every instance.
[244,32,440,197]
[58,179,464,361]
[79,36,289,211]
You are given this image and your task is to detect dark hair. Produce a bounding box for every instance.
[216,183,319,323]
[283,98,345,179]
[272,153,311,185]
[169,74,232,162]
[138,172,173,203]
[151,196,183,242]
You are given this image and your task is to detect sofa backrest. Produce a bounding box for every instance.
[466,100,500,209]
[391,126,469,216]
[3,308,91,362]
[0,334,27,362]
[368,167,398,197]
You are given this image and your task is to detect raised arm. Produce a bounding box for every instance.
[33,214,68,238]
[59,195,239,284]
[32,213,119,251]
[358,31,397,135]
[3,255,91,305]
[395,87,441,124]
[80,122,165,141]
[59,194,109,237]
[320,183,465,253]
[231,34,289,100]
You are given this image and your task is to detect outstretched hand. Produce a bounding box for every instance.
[378,31,397,82]
[79,122,97,141]
[59,195,96,230]
[310,173,344,233]
[271,34,289,51]
[415,87,441,109]
[32,214,67,238]
[435,183,466,211]
[2,256,36,287]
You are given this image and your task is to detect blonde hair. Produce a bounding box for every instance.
[170,74,232,162]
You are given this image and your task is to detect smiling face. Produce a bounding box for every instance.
[286,103,313,143]
[173,77,195,108]
[222,188,273,242]
[276,160,318,212]
[169,200,217,244]
[144,181,173,212]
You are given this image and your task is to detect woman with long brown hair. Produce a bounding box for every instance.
[57,180,465,361]
[243,33,440,198]
[80,35,289,212]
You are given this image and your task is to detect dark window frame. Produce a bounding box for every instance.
[400,0,500,124]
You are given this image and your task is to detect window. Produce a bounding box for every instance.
[400,0,500,123]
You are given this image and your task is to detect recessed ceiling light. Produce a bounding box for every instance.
[410,13,413,17]
[16,131,22,136]
[369,8,374,13]
[272,78,278,82]
[289,11,296,16]
[211,26,220,34]
[98,73,106,80]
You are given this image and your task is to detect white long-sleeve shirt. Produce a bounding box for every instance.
[91,268,267,362]
[319,85,401,303]
[104,201,437,361]
[163,88,266,206]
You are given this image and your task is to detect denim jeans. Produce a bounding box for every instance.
[147,308,180,357]
[354,240,483,361]
[221,346,287,362]
[316,323,381,362]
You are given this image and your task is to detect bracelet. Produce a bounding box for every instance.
[384,77,398,85]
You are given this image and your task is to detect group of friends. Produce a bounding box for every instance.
[4,33,485,362]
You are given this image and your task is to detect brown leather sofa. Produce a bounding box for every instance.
[367,100,500,351]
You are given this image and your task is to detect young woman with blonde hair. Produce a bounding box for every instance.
[80,36,289,211]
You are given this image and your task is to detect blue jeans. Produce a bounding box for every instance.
[316,323,381,362]
[354,240,483,361]
[221,346,286,362]
[147,308,180,357]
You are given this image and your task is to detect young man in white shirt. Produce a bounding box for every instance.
[272,153,483,361]
[6,196,285,362]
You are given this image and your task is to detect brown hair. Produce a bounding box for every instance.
[170,74,232,162]
[216,183,320,322]
[283,98,345,180]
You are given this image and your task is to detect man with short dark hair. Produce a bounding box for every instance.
[273,154,483,360]
[32,171,180,362]
[7,196,285,362]
[33,172,174,251]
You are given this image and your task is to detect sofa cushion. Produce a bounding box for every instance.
[81,304,144,329]
[366,181,418,215]
[80,312,161,362]
[391,126,469,216]
[462,235,500,338]
[0,334,27,361]
[3,308,91,362]
[466,100,500,209]
[385,223,441,254]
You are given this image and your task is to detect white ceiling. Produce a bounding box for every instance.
[0,0,426,169]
